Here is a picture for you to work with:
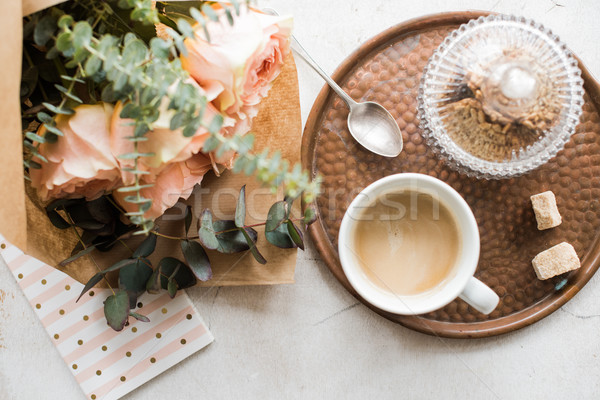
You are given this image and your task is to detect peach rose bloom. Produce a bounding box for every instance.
[29,103,121,201]
[111,153,213,220]
[181,5,292,121]
[110,81,233,220]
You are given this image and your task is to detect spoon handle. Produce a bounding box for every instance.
[289,35,357,107]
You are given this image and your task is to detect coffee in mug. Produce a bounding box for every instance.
[352,191,461,296]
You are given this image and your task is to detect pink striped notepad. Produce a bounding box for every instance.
[0,234,213,400]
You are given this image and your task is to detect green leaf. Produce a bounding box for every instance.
[72,22,93,49]
[225,8,234,25]
[208,114,223,134]
[235,185,246,228]
[55,84,83,103]
[43,123,64,137]
[202,135,219,152]
[57,15,74,29]
[190,7,205,24]
[59,244,96,267]
[34,14,57,46]
[243,155,259,175]
[237,133,255,155]
[84,55,102,76]
[104,291,130,331]
[145,268,161,294]
[181,240,212,281]
[184,205,193,236]
[55,31,73,54]
[213,220,256,254]
[25,131,45,143]
[177,18,194,38]
[119,258,153,295]
[266,201,289,232]
[265,223,295,249]
[198,209,219,250]
[122,38,148,66]
[104,259,136,274]
[132,234,157,258]
[37,112,53,124]
[43,102,74,115]
[167,278,178,298]
[77,272,103,302]
[28,160,42,170]
[241,228,266,264]
[287,220,304,250]
[47,209,70,229]
[129,312,150,323]
[303,205,317,225]
[158,257,197,290]
[86,196,114,224]
[150,37,170,58]
[201,3,219,21]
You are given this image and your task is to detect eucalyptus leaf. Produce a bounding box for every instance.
[47,209,70,229]
[198,209,219,250]
[287,220,304,250]
[181,240,212,281]
[77,272,103,302]
[235,185,246,228]
[132,233,157,258]
[59,244,96,267]
[158,257,197,289]
[43,102,74,115]
[86,196,114,224]
[72,21,93,49]
[119,258,153,295]
[145,268,161,294]
[213,220,256,254]
[176,18,194,38]
[104,259,136,274]
[202,135,219,152]
[201,3,219,21]
[104,291,130,331]
[266,201,289,232]
[265,223,295,249]
[36,112,53,124]
[34,14,57,46]
[167,278,178,298]
[241,228,266,264]
[129,312,150,323]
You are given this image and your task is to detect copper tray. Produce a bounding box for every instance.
[301,11,600,338]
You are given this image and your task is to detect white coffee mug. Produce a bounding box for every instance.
[338,173,499,315]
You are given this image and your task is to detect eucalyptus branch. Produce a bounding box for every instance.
[26,2,320,236]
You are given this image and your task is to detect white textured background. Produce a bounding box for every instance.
[2,0,600,399]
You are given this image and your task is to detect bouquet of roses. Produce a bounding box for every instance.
[21,0,319,330]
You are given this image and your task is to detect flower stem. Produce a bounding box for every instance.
[150,218,305,241]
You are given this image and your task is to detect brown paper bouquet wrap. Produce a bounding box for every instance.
[2,0,302,287]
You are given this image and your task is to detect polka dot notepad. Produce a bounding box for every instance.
[0,234,213,400]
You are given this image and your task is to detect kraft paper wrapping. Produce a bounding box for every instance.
[6,0,302,287]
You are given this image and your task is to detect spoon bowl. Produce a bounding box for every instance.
[348,101,403,157]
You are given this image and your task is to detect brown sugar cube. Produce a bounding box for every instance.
[532,242,580,280]
[530,191,561,230]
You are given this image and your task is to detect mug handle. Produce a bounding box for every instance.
[458,277,499,315]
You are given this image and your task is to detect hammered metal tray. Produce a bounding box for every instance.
[301,12,600,338]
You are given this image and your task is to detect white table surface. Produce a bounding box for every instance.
[2,0,600,399]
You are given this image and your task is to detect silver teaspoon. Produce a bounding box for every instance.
[290,34,403,157]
